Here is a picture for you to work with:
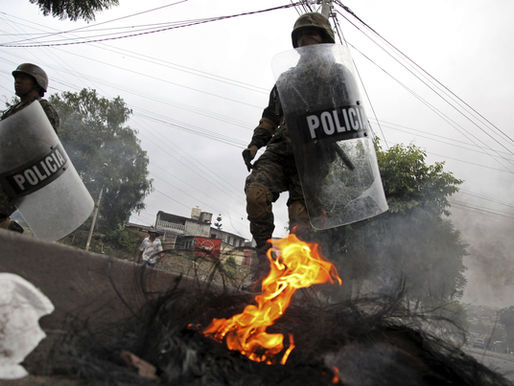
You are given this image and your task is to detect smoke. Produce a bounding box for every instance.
[316,205,467,314]
[450,193,514,308]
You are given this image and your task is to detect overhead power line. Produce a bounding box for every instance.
[47,47,262,109]
[459,190,514,210]
[344,39,513,172]
[429,152,513,175]
[451,200,514,220]
[0,3,302,47]
[137,111,246,148]
[331,11,387,146]
[2,0,189,45]
[334,1,514,151]
[372,118,514,161]
[4,3,508,232]
[0,12,268,95]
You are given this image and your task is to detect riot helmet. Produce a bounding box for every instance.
[12,63,48,94]
[291,12,335,48]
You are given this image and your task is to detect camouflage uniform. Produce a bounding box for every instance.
[1,99,60,131]
[0,64,60,223]
[244,87,307,249]
[244,13,336,254]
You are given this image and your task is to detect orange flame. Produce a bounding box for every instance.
[203,233,342,364]
[332,366,340,384]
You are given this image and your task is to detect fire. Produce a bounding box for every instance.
[203,233,342,364]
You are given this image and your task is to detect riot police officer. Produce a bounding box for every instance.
[0,63,60,232]
[242,13,336,286]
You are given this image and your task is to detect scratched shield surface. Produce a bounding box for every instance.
[0,101,93,241]
[272,44,388,229]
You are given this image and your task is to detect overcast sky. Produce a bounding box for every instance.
[1,0,513,306]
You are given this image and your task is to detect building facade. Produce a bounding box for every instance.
[152,207,252,265]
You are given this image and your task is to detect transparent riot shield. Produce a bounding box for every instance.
[0,101,94,241]
[272,44,388,230]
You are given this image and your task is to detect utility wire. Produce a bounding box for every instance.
[152,188,191,210]
[134,116,245,202]
[43,45,263,109]
[2,52,250,226]
[331,12,387,146]
[132,115,245,198]
[3,0,189,45]
[345,40,513,172]
[130,119,250,237]
[291,0,303,15]
[372,118,514,160]
[2,32,511,178]
[459,190,514,210]
[3,27,511,180]
[334,1,514,150]
[451,200,514,220]
[5,3,508,229]
[131,120,249,236]
[336,7,514,160]
[295,0,313,13]
[0,12,268,95]
[429,152,513,175]
[137,112,246,148]
[0,3,302,47]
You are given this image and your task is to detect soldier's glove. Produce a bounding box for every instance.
[242,145,258,172]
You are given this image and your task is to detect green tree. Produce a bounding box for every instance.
[326,143,466,314]
[50,88,152,233]
[29,0,119,21]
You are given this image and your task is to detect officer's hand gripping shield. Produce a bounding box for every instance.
[0,101,94,241]
[272,44,388,230]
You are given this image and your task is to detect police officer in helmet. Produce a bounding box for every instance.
[2,63,59,130]
[242,13,336,289]
[0,63,60,233]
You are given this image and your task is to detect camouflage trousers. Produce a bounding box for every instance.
[244,143,309,250]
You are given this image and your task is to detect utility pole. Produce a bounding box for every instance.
[85,162,108,252]
[85,185,103,252]
[320,0,332,18]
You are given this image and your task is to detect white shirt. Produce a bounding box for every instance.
[139,237,163,264]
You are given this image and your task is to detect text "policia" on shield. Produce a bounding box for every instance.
[0,144,67,198]
[299,105,368,143]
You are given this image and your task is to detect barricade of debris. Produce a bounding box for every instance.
[1,230,512,386]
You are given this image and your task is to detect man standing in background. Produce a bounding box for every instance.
[137,229,164,268]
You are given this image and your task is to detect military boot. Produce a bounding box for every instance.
[241,242,273,292]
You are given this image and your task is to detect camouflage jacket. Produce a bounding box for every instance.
[1,98,60,132]
[248,57,358,156]
[249,86,283,148]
